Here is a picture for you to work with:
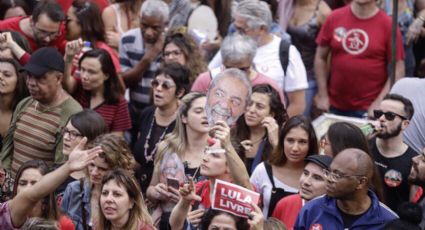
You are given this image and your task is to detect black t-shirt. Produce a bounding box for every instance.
[338,206,368,229]
[133,106,176,194]
[369,138,419,211]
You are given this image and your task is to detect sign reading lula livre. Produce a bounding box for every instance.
[212,179,260,218]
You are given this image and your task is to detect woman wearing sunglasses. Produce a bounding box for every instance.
[133,62,190,194]
[62,48,131,136]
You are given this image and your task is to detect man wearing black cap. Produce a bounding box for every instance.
[0,47,81,176]
[272,155,332,230]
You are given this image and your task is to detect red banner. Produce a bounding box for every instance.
[212,179,260,218]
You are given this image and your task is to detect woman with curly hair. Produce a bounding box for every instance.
[98,169,154,230]
[61,134,136,230]
[162,29,207,84]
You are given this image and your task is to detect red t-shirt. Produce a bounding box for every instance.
[56,0,109,14]
[272,194,304,230]
[316,5,404,111]
[0,16,67,54]
[73,78,132,132]
[195,180,212,209]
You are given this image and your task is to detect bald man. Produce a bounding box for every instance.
[294,149,398,230]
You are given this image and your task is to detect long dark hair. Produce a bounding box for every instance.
[78,49,124,104]
[0,58,29,110]
[200,209,249,230]
[72,1,106,45]
[233,84,287,163]
[327,122,385,202]
[13,160,57,221]
[269,115,318,166]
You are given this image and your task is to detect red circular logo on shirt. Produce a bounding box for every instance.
[342,29,369,55]
[310,224,323,230]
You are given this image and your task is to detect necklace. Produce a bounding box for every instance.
[143,116,170,162]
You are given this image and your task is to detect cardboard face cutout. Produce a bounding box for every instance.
[205,73,250,127]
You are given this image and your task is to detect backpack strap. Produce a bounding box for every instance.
[264,162,276,189]
[279,39,291,74]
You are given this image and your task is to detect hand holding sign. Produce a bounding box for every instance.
[211,121,231,149]
[247,202,265,230]
[212,179,260,218]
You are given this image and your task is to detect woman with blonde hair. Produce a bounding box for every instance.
[98,168,153,230]
[146,92,209,228]
[61,134,135,230]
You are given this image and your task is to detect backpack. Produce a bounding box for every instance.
[279,38,291,74]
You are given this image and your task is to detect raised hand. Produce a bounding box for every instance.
[262,116,279,148]
[248,202,265,230]
[67,137,102,172]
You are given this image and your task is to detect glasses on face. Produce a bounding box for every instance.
[323,169,365,181]
[63,127,83,140]
[163,50,183,58]
[373,109,407,121]
[32,25,61,39]
[151,79,176,90]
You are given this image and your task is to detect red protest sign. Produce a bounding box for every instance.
[212,179,260,218]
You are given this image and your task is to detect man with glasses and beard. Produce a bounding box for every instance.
[0,0,67,53]
[294,148,398,230]
[407,149,425,228]
[369,94,418,212]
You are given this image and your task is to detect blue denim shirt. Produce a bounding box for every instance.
[61,180,92,230]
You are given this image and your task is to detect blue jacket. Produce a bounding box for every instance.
[61,180,91,230]
[294,191,398,230]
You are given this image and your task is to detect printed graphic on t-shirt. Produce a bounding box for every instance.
[342,29,369,55]
[384,169,402,187]
[310,224,323,230]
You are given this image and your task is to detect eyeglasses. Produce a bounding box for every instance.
[32,25,61,39]
[63,127,83,140]
[323,169,365,181]
[373,109,407,121]
[151,79,176,90]
[163,50,183,58]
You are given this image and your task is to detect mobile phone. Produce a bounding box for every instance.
[167,177,180,189]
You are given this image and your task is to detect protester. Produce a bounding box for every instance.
[169,122,253,229]
[233,84,287,174]
[98,169,154,230]
[390,78,425,153]
[0,58,29,149]
[272,155,332,229]
[119,0,169,140]
[0,0,30,20]
[314,0,405,118]
[369,94,418,211]
[1,47,82,176]
[199,209,250,230]
[61,134,135,230]
[407,150,425,228]
[294,148,398,229]
[55,109,105,202]
[286,0,331,116]
[132,63,189,194]
[63,48,131,135]
[102,0,144,49]
[250,115,318,217]
[146,92,208,228]
[65,1,121,72]
[0,137,101,230]
[162,29,207,84]
[0,31,32,63]
[192,33,284,104]
[209,0,308,117]
[0,0,67,53]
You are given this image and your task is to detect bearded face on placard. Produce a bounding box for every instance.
[205,69,251,127]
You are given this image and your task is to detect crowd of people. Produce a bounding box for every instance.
[1,0,425,229]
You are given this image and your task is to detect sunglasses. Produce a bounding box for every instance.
[151,79,176,90]
[373,109,407,121]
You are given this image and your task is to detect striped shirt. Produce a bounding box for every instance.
[73,82,132,132]
[12,101,63,175]
[119,28,161,113]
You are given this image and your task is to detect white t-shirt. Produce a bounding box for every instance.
[250,163,299,217]
[209,35,308,93]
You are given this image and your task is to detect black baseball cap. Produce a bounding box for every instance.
[22,47,64,76]
[305,155,332,170]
